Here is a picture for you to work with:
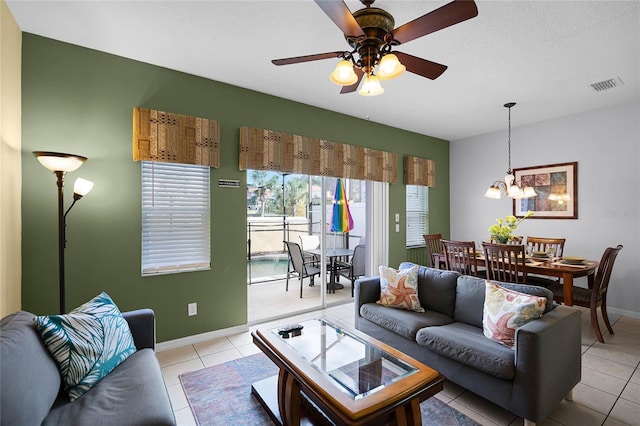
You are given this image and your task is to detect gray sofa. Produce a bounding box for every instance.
[1,309,176,426]
[355,262,582,425]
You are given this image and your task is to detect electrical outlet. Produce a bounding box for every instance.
[188,303,197,316]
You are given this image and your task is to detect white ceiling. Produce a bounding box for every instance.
[6,0,640,141]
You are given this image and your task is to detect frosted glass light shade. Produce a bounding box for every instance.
[377,54,406,80]
[329,60,358,86]
[484,186,501,199]
[73,178,94,196]
[358,74,384,96]
[34,151,87,172]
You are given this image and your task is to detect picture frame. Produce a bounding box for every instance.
[513,162,578,219]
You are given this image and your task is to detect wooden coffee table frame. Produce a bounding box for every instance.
[251,319,445,426]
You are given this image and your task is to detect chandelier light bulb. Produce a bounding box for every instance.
[358,74,384,96]
[329,60,358,86]
[377,54,406,80]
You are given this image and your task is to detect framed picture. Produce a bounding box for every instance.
[513,162,578,219]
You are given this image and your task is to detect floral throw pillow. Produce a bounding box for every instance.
[483,281,546,348]
[34,292,137,401]
[377,265,424,312]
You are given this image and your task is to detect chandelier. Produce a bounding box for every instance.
[484,103,537,199]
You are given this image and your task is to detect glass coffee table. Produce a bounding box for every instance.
[251,318,444,425]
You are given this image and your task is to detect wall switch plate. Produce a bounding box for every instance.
[395,223,400,233]
[395,213,400,222]
[188,303,197,316]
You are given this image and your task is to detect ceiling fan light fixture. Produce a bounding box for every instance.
[377,54,406,80]
[329,59,358,86]
[358,74,384,96]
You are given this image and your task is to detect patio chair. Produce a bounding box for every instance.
[547,245,623,343]
[284,241,321,298]
[299,234,321,266]
[338,244,366,297]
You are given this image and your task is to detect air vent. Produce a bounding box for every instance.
[590,77,625,92]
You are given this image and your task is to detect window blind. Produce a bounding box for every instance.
[406,185,429,248]
[141,161,210,275]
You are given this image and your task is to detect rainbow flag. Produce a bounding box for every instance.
[329,178,354,233]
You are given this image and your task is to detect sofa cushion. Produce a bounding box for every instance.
[416,322,516,379]
[483,281,547,348]
[34,292,137,401]
[454,276,555,328]
[43,348,176,426]
[1,311,62,426]
[399,262,459,318]
[360,303,453,340]
[377,265,424,312]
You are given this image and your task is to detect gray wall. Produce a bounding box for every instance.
[451,100,639,317]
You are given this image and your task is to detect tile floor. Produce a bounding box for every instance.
[157,303,640,426]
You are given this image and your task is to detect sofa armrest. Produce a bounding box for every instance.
[354,277,381,322]
[122,309,156,351]
[512,305,582,422]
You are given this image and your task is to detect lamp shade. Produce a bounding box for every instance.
[73,178,94,196]
[34,151,87,172]
[358,74,384,96]
[377,54,406,80]
[484,186,501,199]
[329,60,358,86]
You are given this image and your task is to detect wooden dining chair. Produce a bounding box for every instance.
[423,234,443,268]
[284,241,321,298]
[482,242,527,284]
[547,245,623,343]
[441,240,480,277]
[525,236,566,257]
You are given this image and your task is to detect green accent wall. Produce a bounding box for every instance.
[21,34,450,342]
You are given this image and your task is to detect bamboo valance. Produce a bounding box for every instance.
[404,155,435,187]
[239,126,397,183]
[133,107,220,167]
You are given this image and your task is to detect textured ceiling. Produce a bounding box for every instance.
[6,0,640,141]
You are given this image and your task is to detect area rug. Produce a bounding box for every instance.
[180,352,480,426]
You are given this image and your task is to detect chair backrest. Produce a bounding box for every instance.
[284,241,307,275]
[441,240,478,276]
[593,245,623,302]
[423,234,443,268]
[351,244,366,277]
[482,242,527,283]
[526,236,566,257]
[299,235,320,251]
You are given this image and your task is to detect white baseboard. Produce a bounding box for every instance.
[609,307,640,320]
[156,323,250,352]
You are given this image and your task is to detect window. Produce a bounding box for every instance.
[406,185,428,247]
[141,161,210,276]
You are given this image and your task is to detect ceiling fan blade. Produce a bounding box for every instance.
[392,0,478,45]
[340,68,364,94]
[314,0,365,37]
[395,52,448,80]
[272,51,344,66]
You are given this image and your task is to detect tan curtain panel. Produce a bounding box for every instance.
[133,107,220,167]
[239,126,396,183]
[404,155,435,187]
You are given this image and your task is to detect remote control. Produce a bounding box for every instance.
[278,324,304,338]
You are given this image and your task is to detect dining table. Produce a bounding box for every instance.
[306,247,354,293]
[433,252,599,306]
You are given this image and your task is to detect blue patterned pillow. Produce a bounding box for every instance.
[34,292,137,401]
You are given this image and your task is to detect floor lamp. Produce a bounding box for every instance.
[34,151,94,314]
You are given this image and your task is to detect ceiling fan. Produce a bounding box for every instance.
[272,0,478,96]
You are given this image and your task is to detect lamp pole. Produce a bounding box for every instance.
[55,171,67,314]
